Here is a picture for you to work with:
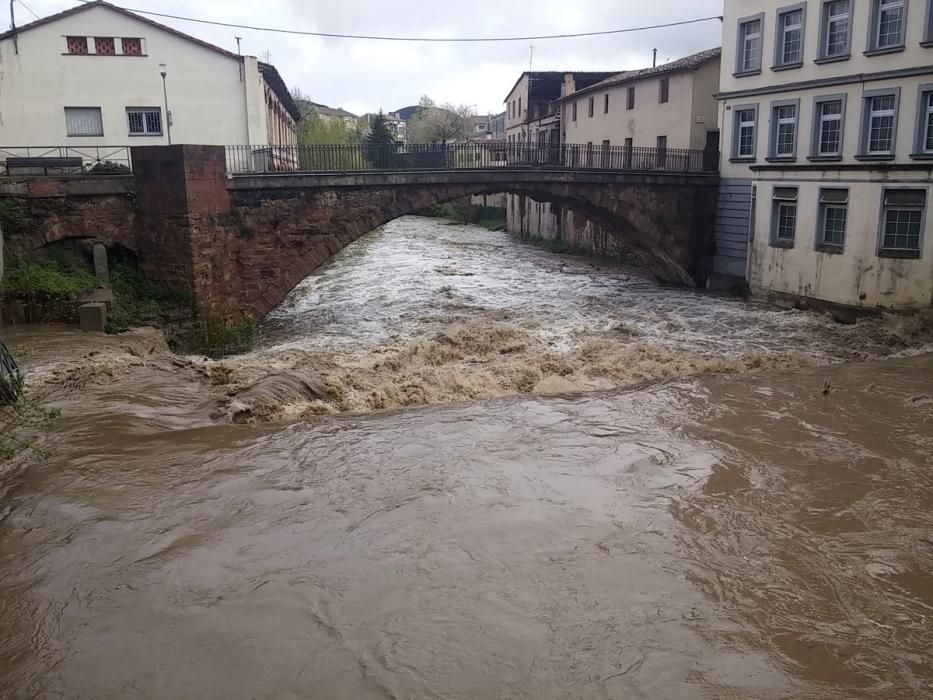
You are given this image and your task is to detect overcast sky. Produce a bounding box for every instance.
[20,0,724,115]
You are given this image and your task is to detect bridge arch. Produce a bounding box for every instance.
[128,145,718,321]
[219,177,716,319]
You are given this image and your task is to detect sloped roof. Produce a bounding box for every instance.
[310,102,358,119]
[557,47,722,102]
[504,70,619,102]
[1,0,300,121]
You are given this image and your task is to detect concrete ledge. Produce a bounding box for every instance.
[227,169,720,191]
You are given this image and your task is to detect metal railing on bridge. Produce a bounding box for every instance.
[225,143,714,176]
[0,146,133,175]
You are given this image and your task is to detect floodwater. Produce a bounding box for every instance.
[1,216,932,698]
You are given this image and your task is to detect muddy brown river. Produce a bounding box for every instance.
[1,217,932,698]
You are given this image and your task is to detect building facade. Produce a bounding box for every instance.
[559,48,721,153]
[309,102,359,130]
[505,53,721,264]
[719,0,933,309]
[504,71,616,146]
[0,0,299,155]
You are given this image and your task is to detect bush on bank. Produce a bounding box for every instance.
[423,199,507,232]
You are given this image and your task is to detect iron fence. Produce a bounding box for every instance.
[0,146,133,175]
[225,143,713,175]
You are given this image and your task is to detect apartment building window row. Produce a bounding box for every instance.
[736,0,933,74]
[730,87,933,161]
[769,186,926,257]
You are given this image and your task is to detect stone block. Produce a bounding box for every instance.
[79,303,107,333]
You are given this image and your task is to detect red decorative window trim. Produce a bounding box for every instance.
[121,37,143,56]
[66,36,88,55]
[95,37,115,55]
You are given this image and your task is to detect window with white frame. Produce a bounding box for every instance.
[771,187,798,246]
[737,16,763,73]
[813,96,845,156]
[64,107,103,136]
[771,102,798,158]
[818,189,848,248]
[880,189,926,255]
[862,92,898,156]
[869,0,906,51]
[915,88,933,155]
[776,6,804,66]
[819,0,850,60]
[127,107,162,136]
[733,106,757,159]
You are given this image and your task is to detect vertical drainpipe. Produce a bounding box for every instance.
[241,57,251,147]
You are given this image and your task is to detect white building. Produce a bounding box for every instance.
[0,0,299,160]
[718,0,933,310]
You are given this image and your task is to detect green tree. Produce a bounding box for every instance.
[364,110,397,147]
[363,111,398,169]
[407,95,476,144]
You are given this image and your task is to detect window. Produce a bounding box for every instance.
[868,0,906,52]
[812,95,846,157]
[66,36,88,55]
[737,15,764,74]
[771,187,798,247]
[817,189,848,250]
[626,86,635,110]
[518,98,522,117]
[914,86,933,156]
[127,107,162,136]
[659,78,669,104]
[64,107,103,136]
[604,93,609,114]
[770,101,799,158]
[775,5,805,68]
[860,90,900,157]
[879,189,926,256]
[94,37,115,55]
[732,105,758,159]
[121,37,143,56]
[572,101,577,121]
[588,96,595,118]
[818,0,850,60]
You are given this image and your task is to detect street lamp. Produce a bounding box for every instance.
[159,64,173,145]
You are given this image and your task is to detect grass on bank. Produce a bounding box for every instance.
[1,251,257,356]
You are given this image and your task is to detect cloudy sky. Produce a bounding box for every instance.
[18,0,724,115]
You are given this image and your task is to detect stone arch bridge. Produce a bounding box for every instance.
[2,145,719,321]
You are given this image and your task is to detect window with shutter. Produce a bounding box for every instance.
[65,107,104,136]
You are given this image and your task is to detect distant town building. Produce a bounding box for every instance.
[504,71,617,147]
[360,112,407,143]
[558,48,721,154]
[308,102,358,130]
[718,0,933,309]
[504,55,721,265]
[468,112,506,142]
[0,0,299,152]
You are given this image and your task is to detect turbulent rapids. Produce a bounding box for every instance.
[3,216,933,699]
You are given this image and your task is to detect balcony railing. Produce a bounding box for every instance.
[0,146,133,174]
[225,143,714,175]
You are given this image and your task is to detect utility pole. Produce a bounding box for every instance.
[9,0,18,54]
[529,45,534,71]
